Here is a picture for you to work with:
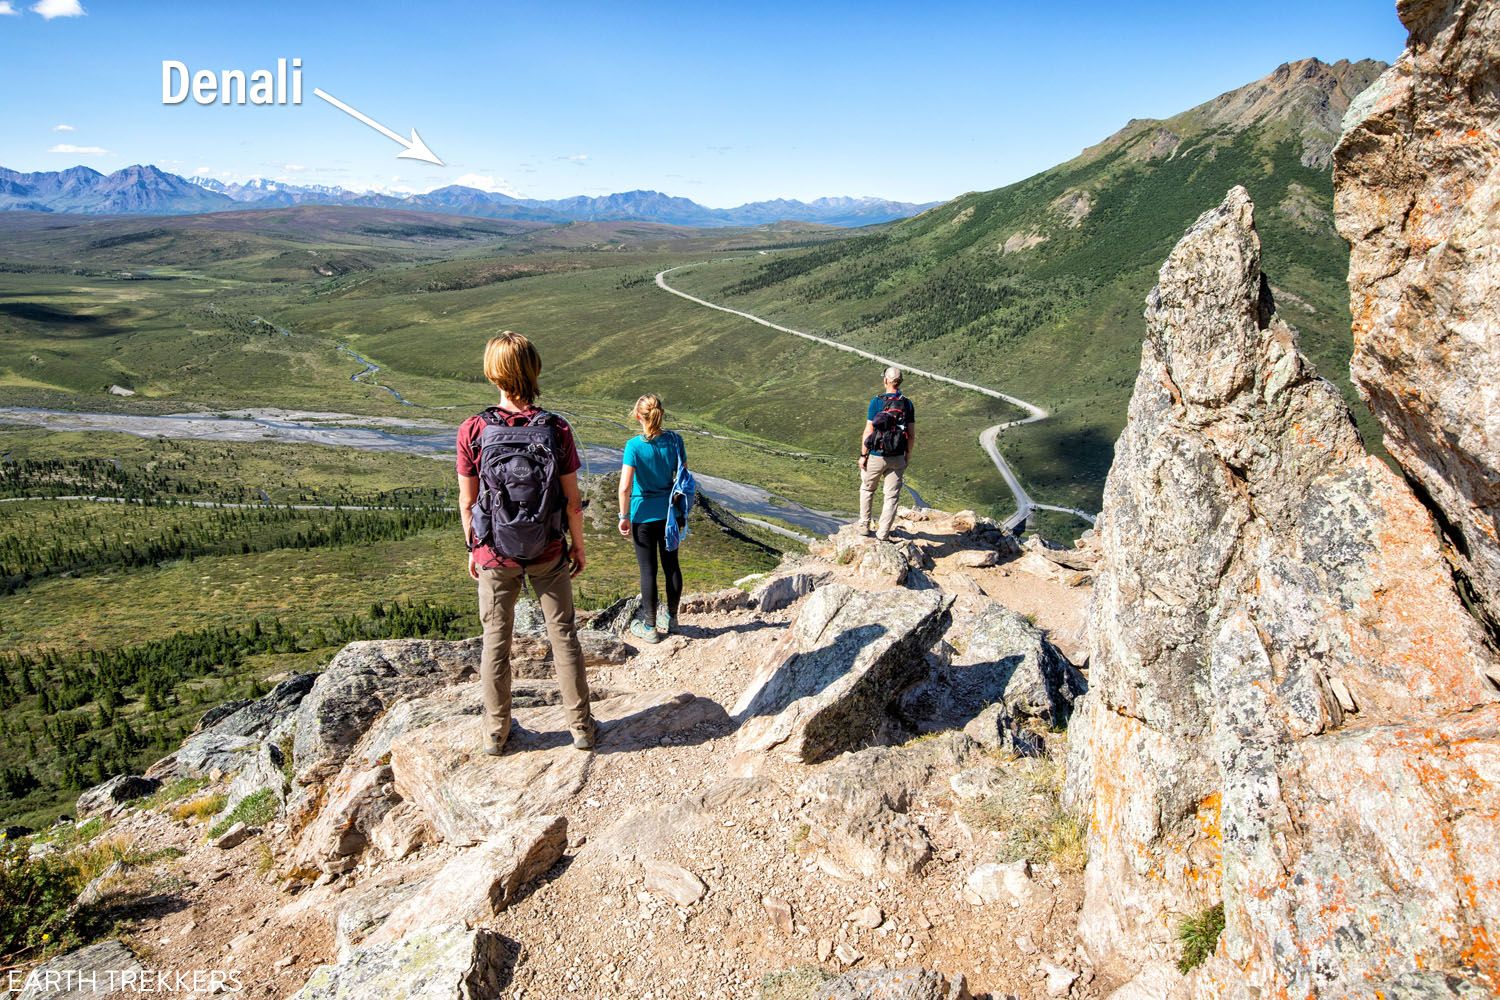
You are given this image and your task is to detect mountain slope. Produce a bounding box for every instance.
[664,58,1388,522]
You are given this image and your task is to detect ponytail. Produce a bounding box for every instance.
[632,393,664,440]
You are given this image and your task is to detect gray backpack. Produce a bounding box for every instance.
[468,408,566,562]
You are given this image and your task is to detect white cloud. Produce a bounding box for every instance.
[559,153,589,164]
[282,163,308,172]
[0,4,21,16]
[191,165,212,176]
[31,0,85,18]
[452,172,519,196]
[51,123,75,132]
[48,142,107,154]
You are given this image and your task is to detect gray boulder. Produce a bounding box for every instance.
[734,585,952,762]
[753,571,831,613]
[291,924,513,1000]
[898,597,1083,738]
[220,740,290,816]
[195,672,316,740]
[175,733,260,778]
[679,588,753,614]
[75,775,159,818]
[814,967,970,1000]
[17,940,145,999]
[393,685,729,846]
[292,639,480,787]
[365,815,567,944]
[798,745,935,878]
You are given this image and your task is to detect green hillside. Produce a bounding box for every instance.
[666,58,1387,521]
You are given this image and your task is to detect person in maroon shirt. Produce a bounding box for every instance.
[457,331,596,754]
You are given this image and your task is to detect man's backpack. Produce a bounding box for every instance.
[664,431,696,552]
[866,393,913,456]
[468,407,566,562]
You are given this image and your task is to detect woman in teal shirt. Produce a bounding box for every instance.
[617,393,685,644]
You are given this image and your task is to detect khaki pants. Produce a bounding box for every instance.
[859,453,908,537]
[477,554,591,744]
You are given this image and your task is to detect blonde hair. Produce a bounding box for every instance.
[483,331,541,403]
[632,393,664,440]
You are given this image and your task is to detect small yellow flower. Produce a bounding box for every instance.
[41,933,51,942]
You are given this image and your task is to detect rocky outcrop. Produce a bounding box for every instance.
[796,745,936,879]
[733,585,953,762]
[392,685,728,846]
[291,924,513,1000]
[1334,0,1500,637]
[814,967,970,1000]
[291,639,480,787]
[1066,186,1500,995]
[897,595,1084,740]
[14,940,145,1000]
[364,815,567,945]
[75,775,159,819]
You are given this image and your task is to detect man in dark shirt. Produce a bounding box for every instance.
[858,366,916,540]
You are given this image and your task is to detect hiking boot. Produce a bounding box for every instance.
[482,735,506,756]
[572,718,600,752]
[629,619,660,644]
[656,605,679,634]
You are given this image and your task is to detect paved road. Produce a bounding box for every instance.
[655,264,1096,531]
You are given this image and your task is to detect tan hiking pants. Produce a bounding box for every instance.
[477,554,591,744]
[859,453,908,537]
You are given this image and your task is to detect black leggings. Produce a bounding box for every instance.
[631,519,682,620]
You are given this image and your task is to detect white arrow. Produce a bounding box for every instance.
[312,87,444,166]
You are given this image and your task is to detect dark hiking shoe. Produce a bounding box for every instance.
[572,718,600,751]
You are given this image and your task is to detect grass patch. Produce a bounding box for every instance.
[30,816,107,852]
[1178,902,1226,973]
[208,788,276,838]
[958,756,1088,872]
[253,839,275,876]
[145,776,209,812]
[70,834,182,883]
[171,792,225,824]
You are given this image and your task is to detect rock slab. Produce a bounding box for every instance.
[734,584,952,762]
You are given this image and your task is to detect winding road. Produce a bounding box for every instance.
[654,264,1096,531]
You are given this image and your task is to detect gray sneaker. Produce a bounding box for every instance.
[629,619,660,644]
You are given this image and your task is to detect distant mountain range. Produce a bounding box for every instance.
[0,166,935,228]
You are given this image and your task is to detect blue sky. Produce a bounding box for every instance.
[1,1,1406,205]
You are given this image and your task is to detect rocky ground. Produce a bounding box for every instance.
[10,507,1102,1000]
